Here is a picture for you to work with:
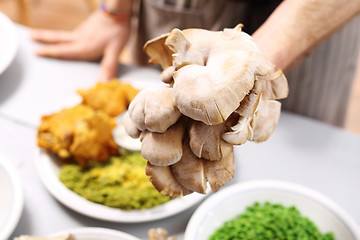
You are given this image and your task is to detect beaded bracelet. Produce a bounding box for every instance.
[100,1,131,21]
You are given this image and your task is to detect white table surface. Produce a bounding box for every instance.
[1,25,360,240]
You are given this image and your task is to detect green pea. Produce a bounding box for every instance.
[209,202,335,240]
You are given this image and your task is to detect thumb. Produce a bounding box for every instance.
[99,42,123,82]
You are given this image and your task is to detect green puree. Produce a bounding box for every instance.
[210,202,335,240]
[59,151,170,210]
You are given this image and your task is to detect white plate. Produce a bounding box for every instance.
[185,180,360,240]
[48,227,140,240]
[0,153,24,240]
[0,12,18,75]
[34,148,207,222]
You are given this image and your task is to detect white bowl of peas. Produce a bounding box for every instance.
[185,180,360,240]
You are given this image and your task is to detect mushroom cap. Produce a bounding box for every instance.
[222,98,281,145]
[165,25,261,69]
[259,70,289,100]
[127,89,147,131]
[222,115,253,145]
[148,228,175,240]
[221,81,261,145]
[171,141,207,194]
[145,162,192,198]
[250,99,281,142]
[204,149,235,192]
[144,25,274,125]
[222,70,287,145]
[128,87,181,133]
[160,66,176,85]
[188,119,233,161]
[143,33,173,69]
[172,47,273,125]
[140,119,185,166]
[123,111,140,139]
[165,28,216,68]
[144,25,260,71]
[236,80,262,118]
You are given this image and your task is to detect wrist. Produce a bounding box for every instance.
[252,31,291,72]
[101,0,133,21]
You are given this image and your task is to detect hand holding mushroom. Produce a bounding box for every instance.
[124,24,289,198]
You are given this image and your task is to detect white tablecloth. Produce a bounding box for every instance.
[1,25,360,240]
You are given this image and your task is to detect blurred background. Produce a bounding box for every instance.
[0,0,359,135]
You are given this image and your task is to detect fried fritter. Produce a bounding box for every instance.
[77,80,139,117]
[37,104,118,166]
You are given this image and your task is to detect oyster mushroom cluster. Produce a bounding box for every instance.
[124,24,288,198]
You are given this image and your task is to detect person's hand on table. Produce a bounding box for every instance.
[31,9,130,81]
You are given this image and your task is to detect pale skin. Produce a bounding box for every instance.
[31,0,360,81]
[31,0,132,81]
[253,0,360,71]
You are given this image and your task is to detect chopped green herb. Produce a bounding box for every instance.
[59,151,170,210]
[209,202,335,240]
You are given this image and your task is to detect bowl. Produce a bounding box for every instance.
[184,180,360,240]
[0,153,23,240]
[48,227,141,240]
[15,227,140,240]
[0,12,18,75]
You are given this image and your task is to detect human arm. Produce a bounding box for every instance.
[31,0,133,81]
[252,0,360,71]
